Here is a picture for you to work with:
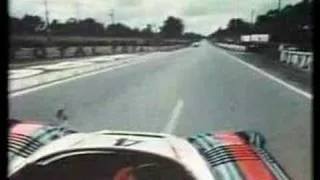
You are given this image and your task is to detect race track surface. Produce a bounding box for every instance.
[9,41,311,180]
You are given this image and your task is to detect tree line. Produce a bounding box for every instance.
[10,15,203,40]
[209,0,312,45]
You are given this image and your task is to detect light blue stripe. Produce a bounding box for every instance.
[205,134,243,179]
[256,148,290,180]
[195,134,211,151]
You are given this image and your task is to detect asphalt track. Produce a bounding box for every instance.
[9,41,311,180]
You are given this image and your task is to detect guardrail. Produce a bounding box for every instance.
[10,35,190,47]
[10,45,187,61]
[214,43,247,51]
[279,50,313,72]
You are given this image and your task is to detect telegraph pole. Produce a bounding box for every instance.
[109,9,115,25]
[74,0,80,20]
[250,9,255,42]
[235,0,238,42]
[251,9,255,28]
[44,0,51,43]
[278,0,281,13]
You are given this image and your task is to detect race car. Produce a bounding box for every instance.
[8,119,291,180]
[191,42,200,47]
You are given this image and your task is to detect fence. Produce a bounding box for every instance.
[279,50,313,72]
[214,43,247,51]
[10,44,187,62]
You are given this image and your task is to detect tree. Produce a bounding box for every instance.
[10,17,22,34]
[209,0,311,44]
[105,23,134,37]
[50,19,60,34]
[131,28,141,37]
[254,0,311,43]
[227,18,251,34]
[77,18,104,36]
[160,16,184,38]
[183,32,203,40]
[141,24,154,37]
[20,15,44,34]
[10,14,201,41]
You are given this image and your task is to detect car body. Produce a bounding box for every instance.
[192,42,200,47]
[9,119,290,180]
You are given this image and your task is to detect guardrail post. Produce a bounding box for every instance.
[33,47,47,59]
[58,46,67,58]
[10,47,18,60]
[298,55,307,69]
[123,45,128,53]
[280,51,287,62]
[286,52,292,64]
[75,46,85,57]
[92,46,97,55]
[111,43,117,54]
[291,54,298,66]
[306,55,313,71]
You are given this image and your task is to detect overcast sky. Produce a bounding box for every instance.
[9,0,302,35]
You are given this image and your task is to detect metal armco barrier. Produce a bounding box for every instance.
[11,45,186,61]
[14,48,34,59]
[95,46,112,54]
[46,47,60,58]
[83,46,93,56]
[64,47,78,57]
[280,50,313,71]
[215,43,247,51]
[127,46,135,53]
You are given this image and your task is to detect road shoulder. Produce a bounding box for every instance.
[214,46,312,94]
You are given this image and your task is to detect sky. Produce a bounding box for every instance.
[9,0,302,35]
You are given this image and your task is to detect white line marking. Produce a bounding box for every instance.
[9,57,151,98]
[215,47,312,99]
[9,69,44,79]
[162,99,184,134]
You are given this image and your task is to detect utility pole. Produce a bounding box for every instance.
[74,0,80,20]
[235,0,238,42]
[278,0,281,13]
[109,9,115,25]
[44,0,51,43]
[250,9,255,42]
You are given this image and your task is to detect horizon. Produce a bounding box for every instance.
[9,0,303,36]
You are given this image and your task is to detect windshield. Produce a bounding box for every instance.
[9,0,312,180]
[10,150,195,180]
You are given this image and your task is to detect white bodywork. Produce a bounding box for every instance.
[11,130,215,180]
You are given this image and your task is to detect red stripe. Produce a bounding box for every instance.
[10,123,42,135]
[215,132,275,180]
